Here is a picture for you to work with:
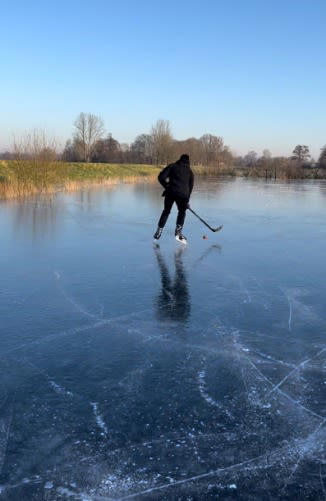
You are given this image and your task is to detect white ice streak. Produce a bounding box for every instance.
[54,271,100,320]
[288,299,293,331]
[49,380,73,397]
[282,287,320,329]
[197,363,233,419]
[269,345,326,400]
[232,332,326,421]
[91,402,108,437]
[251,349,296,369]
[20,359,74,398]
[0,400,14,476]
[198,370,224,411]
[247,356,324,421]
[269,358,310,395]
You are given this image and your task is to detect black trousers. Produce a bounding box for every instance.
[158,193,188,229]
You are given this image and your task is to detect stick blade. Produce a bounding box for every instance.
[213,225,223,233]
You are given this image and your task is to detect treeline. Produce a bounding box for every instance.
[0,114,233,170]
[1,113,326,176]
[60,114,234,168]
[233,145,326,179]
[234,144,326,179]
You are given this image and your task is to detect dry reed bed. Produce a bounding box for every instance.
[0,161,160,201]
[0,175,160,200]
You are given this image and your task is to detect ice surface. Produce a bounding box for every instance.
[0,178,325,499]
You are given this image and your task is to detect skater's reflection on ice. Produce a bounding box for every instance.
[154,245,191,323]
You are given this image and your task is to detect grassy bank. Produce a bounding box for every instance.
[0,161,160,200]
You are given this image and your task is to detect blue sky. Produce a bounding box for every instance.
[1,0,325,158]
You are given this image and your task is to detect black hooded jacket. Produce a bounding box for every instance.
[158,157,194,200]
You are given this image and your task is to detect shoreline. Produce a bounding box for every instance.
[1,161,325,201]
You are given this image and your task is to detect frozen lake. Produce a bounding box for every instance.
[0,177,326,500]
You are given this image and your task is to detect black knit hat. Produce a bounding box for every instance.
[179,154,189,163]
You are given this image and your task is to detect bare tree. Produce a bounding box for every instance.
[263,149,272,159]
[13,130,57,162]
[172,137,202,165]
[319,145,326,168]
[200,134,224,167]
[221,145,233,167]
[131,134,154,164]
[73,112,105,163]
[119,143,132,163]
[244,150,258,167]
[151,119,173,165]
[91,134,120,163]
[292,145,310,163]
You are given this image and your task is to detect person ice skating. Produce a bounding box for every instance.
[153,154,194,244]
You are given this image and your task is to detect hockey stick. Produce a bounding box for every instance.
[188,207,223,233]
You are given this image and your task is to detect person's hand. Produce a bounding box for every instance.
[187,202,191,209]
